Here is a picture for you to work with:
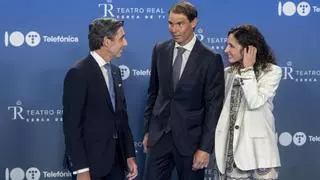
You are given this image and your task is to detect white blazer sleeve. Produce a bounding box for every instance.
[238,65,282,110]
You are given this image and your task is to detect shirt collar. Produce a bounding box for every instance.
[174,33,197,52]
[90,51,110,68]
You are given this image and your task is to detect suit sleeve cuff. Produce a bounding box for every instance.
[72,168,89,175]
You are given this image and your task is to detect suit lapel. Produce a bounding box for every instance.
[111,65,123,112]
[165,40,175,95]
[87,55,115,113]
[175,39,203,90]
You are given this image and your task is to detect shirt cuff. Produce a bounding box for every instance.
[72,168,89,175]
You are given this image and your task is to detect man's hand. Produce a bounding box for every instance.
[142,133,149,153]
[126,157,138,180]
[77,171,90,180]
[192,150,210,171]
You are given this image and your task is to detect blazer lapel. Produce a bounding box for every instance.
[175,39,202,90]
[88,55,115,113]
[165,40,175,95]
[225,71,235,97]
[111,65,122,112]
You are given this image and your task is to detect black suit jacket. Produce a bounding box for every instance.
[63,54,135,177]
[144,39,224,156]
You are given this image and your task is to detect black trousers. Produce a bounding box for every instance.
[72,139,125,180]
[143,133,204,180]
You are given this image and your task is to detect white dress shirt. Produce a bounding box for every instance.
[90,51,112,89]
[172,33,197,79]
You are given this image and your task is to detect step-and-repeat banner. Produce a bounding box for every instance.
[1,0,319,179]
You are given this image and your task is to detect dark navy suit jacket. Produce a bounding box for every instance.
[144,39,225,155]
[63,54,135,177]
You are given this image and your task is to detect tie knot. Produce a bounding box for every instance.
[104,63,111,70]
[176,47,186,55]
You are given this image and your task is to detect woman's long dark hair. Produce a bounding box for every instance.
[228,24,277,76]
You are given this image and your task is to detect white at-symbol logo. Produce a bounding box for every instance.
[279,132,307,146]
[5,167,40,180]
[118,65,130,80]
[278,1,311,16]
[4,31,41,47]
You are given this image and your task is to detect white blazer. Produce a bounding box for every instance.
[215,64,282,173]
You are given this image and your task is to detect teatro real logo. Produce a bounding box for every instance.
[7,100,63,123]
[98,0,166,20]
[195,27,227,52]
[281,61,319,83]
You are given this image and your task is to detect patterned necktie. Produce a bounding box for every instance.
[172,47,186,90]
[104,63,115,111]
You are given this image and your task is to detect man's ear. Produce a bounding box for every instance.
[191,18,198,29]
[103,37,111,47]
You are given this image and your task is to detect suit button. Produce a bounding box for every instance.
[235,125,239,130]
[113,133,118,139]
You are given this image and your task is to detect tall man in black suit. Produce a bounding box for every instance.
[63,17,138,180]
[143,2,224,180]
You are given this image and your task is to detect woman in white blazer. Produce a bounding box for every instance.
[215,24,281,180]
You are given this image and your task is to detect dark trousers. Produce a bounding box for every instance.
[72,139,125,180]
[143,133,204,180]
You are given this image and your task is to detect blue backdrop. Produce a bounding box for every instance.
[1,0,319,179]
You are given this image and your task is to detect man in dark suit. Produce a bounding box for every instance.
[143,2,224,180]
[63,17,138,180]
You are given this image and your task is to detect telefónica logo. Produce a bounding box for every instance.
[118,65,130,80]
[4,31,79,48]
[118,65,151,80]
[279,132,307,146]
[4,31,41,47]
[5,167,40,180]
[278,1,311,16]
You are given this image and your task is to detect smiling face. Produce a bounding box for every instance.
[224,33,244,64]
[168,11,197,46]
